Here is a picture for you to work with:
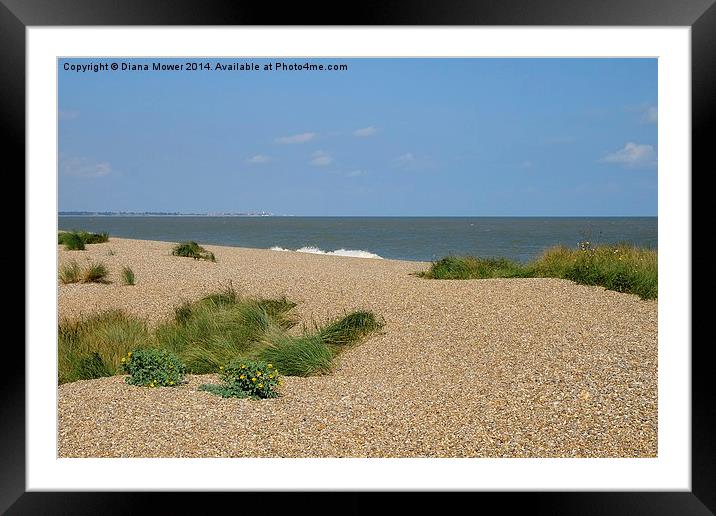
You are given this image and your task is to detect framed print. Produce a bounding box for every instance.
[6,0,712,513]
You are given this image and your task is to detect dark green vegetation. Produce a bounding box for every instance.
[121,348,185,387]
[59,310,150,384]
[59,260,110,284]
[199,359,280,399]
[121,266,136,285]
[59,230,109,250]
[417,244,657,300]
[171,241,216,262]
[58,285,383,385]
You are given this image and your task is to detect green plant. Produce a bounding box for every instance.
[155,297,295,373]
[58,310,150,384]
[59,260,82,284]
[78,231,109,244]
[121,348,186,388]
[59,230,109,248]
[316,310,384,348]
[417,256,527,280]
[257,331,334,376]
[200,358,280,399]
[121,266,135,285]
[418,244,657,300]
[61,232,85,251]
[107,248,116,256]
[171,241,216,261]
[83,262,109,283]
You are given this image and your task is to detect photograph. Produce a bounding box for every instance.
[56,56,659,459]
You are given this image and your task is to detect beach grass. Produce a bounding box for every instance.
[59,260,82,284]
[58,287,382,383]
[59,260,110,284]
[82,262,110,283]
[58,310,150,384]
[171,241,216,262]
[418,244,657,300]
[121,266,136,285]
[59,230,109,249]
[60,232,85,250]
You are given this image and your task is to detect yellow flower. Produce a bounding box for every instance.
[169,381,174,385]
[256,371,262,377]
[219,365,224,370]
[251,377,257,382]
[267,364,273,368]
[128,352,132,357]
[258,383,263,388]
[239,375,245,380]
[121,357,126,362]
[269,374,274,379]
[240,364,246,369]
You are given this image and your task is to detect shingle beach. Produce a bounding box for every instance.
[58,237,657,457]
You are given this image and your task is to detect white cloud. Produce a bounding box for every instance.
[246,155,271,164]
[61,157,111,178]
[345,170,365,177]
[599,142,656,168]
[353,126,377,137]
[394,152,415,164]
[275,132,316,144]
[644,105,658,124]
[310,150,333,167]
[59,110,79,120]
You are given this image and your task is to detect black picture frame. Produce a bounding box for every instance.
[6,1,710,513]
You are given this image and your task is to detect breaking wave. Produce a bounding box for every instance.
[269,246,383,259]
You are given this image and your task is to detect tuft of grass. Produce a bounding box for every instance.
[316,311,384,349]
[155,297,292,373]
[82,262,110,283]
[61,232,85,251]
[121,266,135,285]
[418,244,657,300]
[58,288,383,384]
[417,256,527,279]
[59,230,109,249]
[59,260,82,284]
[171,241,216,262]
[78,231,109,244]
[257,331,334,376]
[58,310,150,384]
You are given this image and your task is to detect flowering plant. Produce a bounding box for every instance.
[121,348,185,387]
[201,359,280,399]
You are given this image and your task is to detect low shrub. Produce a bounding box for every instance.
[200,358,280,399]
[121,348,186,388]
[59,260,82,284]
[172,241,216,261]
[121,266,135,285]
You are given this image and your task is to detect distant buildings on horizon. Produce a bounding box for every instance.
[59,211,275,217]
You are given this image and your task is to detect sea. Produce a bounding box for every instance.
[58,216,657,263]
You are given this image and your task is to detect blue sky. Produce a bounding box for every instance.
[59,58,657,216]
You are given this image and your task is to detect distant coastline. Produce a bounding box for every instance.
[59,211,275,217]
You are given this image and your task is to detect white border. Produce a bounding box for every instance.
[27,27,690,491]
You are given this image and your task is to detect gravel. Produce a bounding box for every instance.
[58,237,657,457]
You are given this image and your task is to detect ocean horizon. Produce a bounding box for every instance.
[59,215,657,262]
